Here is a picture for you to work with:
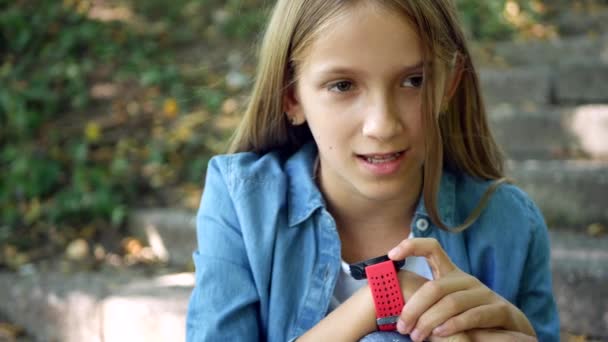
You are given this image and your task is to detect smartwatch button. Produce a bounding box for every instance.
[415,218,429,232]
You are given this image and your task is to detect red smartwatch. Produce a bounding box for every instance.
[349,255,406,331]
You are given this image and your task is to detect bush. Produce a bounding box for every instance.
[457,0,547,41]
[0,0,540,262]
[1,2,123,250]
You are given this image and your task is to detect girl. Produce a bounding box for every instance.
[186,0,559,341]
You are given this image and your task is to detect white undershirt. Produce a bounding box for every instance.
[328,232,433,312]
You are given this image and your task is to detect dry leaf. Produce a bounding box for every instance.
[65,239,89,261]
[0,322,24,339]
[122,237,143,255]
[84,122,101,142]
[587,223,606,237]
[163,98,179,119]
[221,98,239,114]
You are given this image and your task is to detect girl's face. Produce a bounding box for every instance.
[287,5,426,205]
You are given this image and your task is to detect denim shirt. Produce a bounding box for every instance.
[186,142,560,342]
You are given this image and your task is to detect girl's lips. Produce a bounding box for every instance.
[356,149,408,176]
[358,151,404,159]
[356,149,408,159]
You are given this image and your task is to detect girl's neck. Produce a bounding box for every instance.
[328,196,417,233]
[329,197,417,263]
[316,163,422,262]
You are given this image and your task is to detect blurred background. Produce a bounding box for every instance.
[0,0,607,341]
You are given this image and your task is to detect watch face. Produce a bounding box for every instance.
[348,255,406,280]
[349,264,367,280]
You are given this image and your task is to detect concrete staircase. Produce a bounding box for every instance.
[1,8,608,342]
[480,38,608,223]
[478,27,608,340]
[4,206,605,341]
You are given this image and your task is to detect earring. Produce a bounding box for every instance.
[285,112,298,125]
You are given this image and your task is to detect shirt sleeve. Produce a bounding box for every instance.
[517,199,560,341]
[186,158,261,341]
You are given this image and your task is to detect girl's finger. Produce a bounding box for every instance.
[398,275,475,334]
[429,332,472,342]
[407,287,493,341]
[388,238,456,278]
[431,302,512,338]
[466,329,537,342]
[398,270,431,299]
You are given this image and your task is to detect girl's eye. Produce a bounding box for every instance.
[402,75,424,88]
[328,81,354,92]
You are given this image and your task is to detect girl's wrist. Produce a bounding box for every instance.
[352,284,379,334]
[297,284,377,340]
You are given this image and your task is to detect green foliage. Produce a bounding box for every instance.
[219,1,268,40]
[456,0,544,41]
[0,1,187,254]
[1,3,107,233]
[457,0,514,40]
[0,0,543,260]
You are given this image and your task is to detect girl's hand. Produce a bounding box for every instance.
[429,329,537,342]
[388,238,535,342]
[428,331,471,342]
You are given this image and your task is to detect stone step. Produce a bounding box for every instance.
[555,61,608,104]
[552,9,608,37]
[128,209,197,268]
[487,33,608,67]
[0,269,193,342]
[102,272,192,342]
[479,66,551,106]
[0,231,605,340]
[550,229,608,339]
[506,160,608,228]
[487,104,608,160]
[479,62,608,105]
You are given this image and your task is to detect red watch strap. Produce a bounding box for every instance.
[366,260,405,331]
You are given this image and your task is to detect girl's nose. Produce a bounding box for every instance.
[361,95,404,141]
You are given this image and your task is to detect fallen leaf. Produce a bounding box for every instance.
[122,237,143,255]
[84,122,101,142]
[587,223,606,237]
[65,239,89,261]
[163,98,179,119]
[221,98,239,114]
[0,322,24,339]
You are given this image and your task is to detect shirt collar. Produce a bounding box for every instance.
[285,142,325,227]
[285,142,457,228]
[414,169,457,228]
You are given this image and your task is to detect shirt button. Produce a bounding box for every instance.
[416,218,430,232]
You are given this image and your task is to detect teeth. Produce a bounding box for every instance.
[365,152,401,164]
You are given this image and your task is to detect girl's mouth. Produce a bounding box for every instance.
[356,149,408,176]
[360,152,403,164]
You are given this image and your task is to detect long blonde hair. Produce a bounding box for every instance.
[228,0,507,232]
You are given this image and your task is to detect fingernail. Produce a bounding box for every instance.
[388,246,401,259]
[410,329,421,342]
[397,320,407,333]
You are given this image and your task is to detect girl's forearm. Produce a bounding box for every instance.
[297,285,377,341]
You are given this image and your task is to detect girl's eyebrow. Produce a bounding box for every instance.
[312,61,424,77]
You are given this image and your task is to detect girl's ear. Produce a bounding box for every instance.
[445,54,465,101]
[283,84,306,125]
